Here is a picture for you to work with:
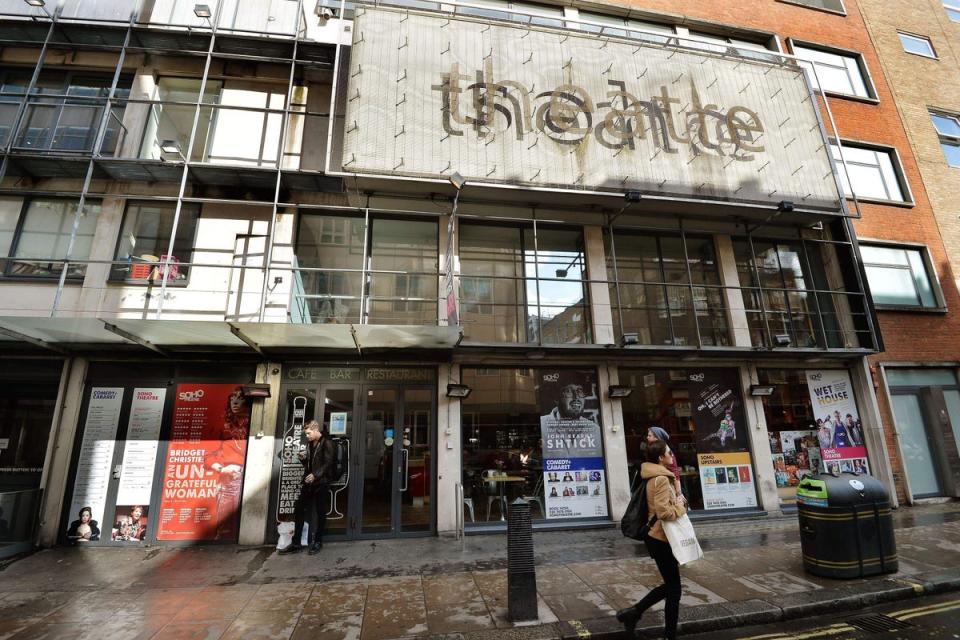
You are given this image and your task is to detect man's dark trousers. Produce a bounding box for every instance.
[292,483,328,546]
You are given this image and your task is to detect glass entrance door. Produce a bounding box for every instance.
[356,385,435,537]
[891,393,944,497]
[360,387,397,535]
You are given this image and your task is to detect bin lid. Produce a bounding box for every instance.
[800,472,888,507]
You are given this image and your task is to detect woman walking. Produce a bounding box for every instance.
[618,440,686,640]
[646,426,683,501]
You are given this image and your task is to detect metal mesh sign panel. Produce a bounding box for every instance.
[342,7,841,211]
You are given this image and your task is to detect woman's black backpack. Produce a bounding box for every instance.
[621,478,657,540]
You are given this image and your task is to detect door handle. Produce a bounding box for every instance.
[400,448,409,492]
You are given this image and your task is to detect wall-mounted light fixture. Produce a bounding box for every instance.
[449,171,467,191]
[160,139,185,160]
[777,200,795,213]
[621,332,639,346]
[193,4,212,18]
[24,0,45,7]
[608,385,633,399]
[749,384,776,397]
[625,191,643,202]
[446,383,472,398]
[773,333,792,347]
[241,383,272,399]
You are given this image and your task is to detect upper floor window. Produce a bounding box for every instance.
[830,142,909,203]
[575,11,673,42]
[859,244,940,309]
[293,214,437,326]
[111,201,200,284]
[0,70,130,153]
[946,1,960,22]
[733,236,864,349]
[898,33,937,58]
[930,111,960,167]
[0,197,101,279]
[459,223,590,345]
[791,43,874,99]
[605,230,728,347]
[459,0,564,27]
[778,0,845,14]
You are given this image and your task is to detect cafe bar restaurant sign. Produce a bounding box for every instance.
[342,7,841,210]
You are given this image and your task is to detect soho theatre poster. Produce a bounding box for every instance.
[539,370,608,519]
[806,370,869,474]
[156,384,250,541]
[690,371,758,510]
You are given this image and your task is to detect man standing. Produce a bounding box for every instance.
[279,420,335,555]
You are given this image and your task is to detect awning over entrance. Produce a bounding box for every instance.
[0,317,463,355]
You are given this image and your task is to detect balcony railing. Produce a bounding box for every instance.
[0,256,876,352]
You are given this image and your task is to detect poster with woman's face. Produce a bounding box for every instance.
[156,384,251,542]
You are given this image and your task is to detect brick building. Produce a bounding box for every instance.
[854,0,960,502]
[0,0,954,556]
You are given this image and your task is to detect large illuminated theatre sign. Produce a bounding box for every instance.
[341,7,843,211]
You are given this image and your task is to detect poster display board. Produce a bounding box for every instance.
[539,370,608,519]
[689,370,758,510]
[156,384,251,542]
[805,370,869,475]
[112,388,166,542]
[66,387,124,543]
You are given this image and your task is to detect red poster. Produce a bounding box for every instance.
[156,384,250,541]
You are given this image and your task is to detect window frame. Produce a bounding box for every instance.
[776,0,847,16]
[109,200,202,286]
[898,32,938,59]
[788,39,878,102]
[2,196,102,280]
[930,110,960,167]
[945,1,960,22]
[858,240,946,312]
[830,139,914,206]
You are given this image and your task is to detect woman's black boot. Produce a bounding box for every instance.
[615,606,641,637]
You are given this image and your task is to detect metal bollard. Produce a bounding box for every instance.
[507,498,537,622]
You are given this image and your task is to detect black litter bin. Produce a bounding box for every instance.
[796,472,898,579]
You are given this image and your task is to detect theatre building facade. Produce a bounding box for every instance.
[0,0,931,552]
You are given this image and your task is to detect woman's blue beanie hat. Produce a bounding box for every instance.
[648,426,670,442]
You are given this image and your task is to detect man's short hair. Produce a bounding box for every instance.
[305,420,321,432]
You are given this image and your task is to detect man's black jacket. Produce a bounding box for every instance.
[301,436,336,491]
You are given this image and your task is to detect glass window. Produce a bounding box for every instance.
[460,367,607,525]
[946,1,960,21]
[792,44,872,98]
[295,213,366,324]
[140,77,223,161]
[779,0,845,12]
[758,369,868,507]
[931,112,960,168]
[886,368,958,387]
[7,199,100,278]
[830,143,907,202]
[576,11,673,43]
[460,223,591,345]
[860,244,938,308]
[368,218,438,325]
[111,202,200,283]
[898,33,936,58]
[2,71,130,153]
[0,196,22,261]
[620,368,758,512]
[605,230,729,347]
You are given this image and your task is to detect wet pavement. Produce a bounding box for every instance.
[0,502,958,640]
